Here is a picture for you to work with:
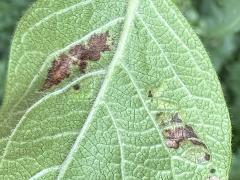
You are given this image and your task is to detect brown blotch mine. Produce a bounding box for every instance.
[70,32,110,73]
[163,125,198,140]
[163,125,202,149]
[42,32,110,90]
[42,54,71,90]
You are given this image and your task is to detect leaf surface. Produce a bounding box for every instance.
[0,0,231,179]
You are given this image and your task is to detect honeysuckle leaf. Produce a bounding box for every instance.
[0,0,231,179]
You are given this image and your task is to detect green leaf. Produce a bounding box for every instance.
[0,0,231,179]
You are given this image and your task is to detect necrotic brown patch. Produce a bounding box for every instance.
[163,125,198,140]
[42,32,110,90]
[70,32,110,73]
[42,54,71,90]
[163,125,202,149]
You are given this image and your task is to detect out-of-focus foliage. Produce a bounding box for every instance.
[0,61,6,104]
[231,151,240,179]
[199,0,240,38]
[0,0,35,105]
[0,0,239,179]
[174,0,240,179]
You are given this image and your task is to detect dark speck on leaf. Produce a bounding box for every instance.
[210,168,216,174]
[148,90,153,97]
[204,153,211,161]
[73,84,80,90]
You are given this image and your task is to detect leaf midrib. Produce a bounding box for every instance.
[57,1,140,179]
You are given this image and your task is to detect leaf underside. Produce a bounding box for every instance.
[0,0,231,179]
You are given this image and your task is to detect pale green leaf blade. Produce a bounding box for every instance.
[0,0,231,180]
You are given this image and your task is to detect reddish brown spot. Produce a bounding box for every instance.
[70,32,110,72]
[88,32,110,59]
[42,54,71,90]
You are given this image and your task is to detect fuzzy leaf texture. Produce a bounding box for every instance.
[0,0,231,179]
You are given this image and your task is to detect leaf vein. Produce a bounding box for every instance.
[29,166,60,180]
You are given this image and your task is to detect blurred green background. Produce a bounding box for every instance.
[0,0,239,178]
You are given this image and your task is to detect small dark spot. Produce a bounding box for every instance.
[73,84,80,90]
[42,54,71,90]
[148,90,153,97]
[210,168,216,174]
[204,153,211,161]
[156,112,163,117]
